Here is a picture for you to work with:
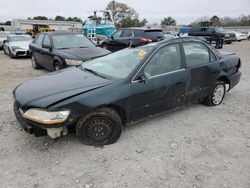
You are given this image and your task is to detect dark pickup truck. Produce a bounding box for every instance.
[188,27,236,49]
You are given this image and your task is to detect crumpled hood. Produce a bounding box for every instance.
[9,41,31,50]
[56,47,110,61]
[14,67,113,108]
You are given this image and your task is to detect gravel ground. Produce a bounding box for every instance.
[0,41,250,188]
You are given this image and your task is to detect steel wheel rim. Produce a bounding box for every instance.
[212,84,225,105]
[54,65,60,71]
[85,117,113,142]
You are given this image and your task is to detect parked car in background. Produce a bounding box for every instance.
[0,32,8,49]
[247,32,250,39]
[101,27,165,52]
[188,26,235,47]
[233,31,248,41]
[13,37,241,145]
[224,31,237,43]
[164,31,178,40]
[29,32,110,71]
[3,34,32,58]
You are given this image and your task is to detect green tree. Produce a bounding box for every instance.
[122,18,147,27]
[210,15,220,26]
[33,16,48,20]
[161,17,176,26]
[106,0,138,26]
[55,15,65,21]
[4,21,11,25]
[72,17,83,22]
[105,0,149,28]
[66,17,74,21]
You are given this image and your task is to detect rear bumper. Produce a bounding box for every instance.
[228,71,241,90]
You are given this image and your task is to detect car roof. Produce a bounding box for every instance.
[42,31,82,36]
[143,37,209,49]
[120,27,163,31]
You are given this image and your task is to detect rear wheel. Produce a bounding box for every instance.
[203,81,226,106]
[31,54,41,69]
[76,107,122,146]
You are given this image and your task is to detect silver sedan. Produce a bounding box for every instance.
[3,34,32,58]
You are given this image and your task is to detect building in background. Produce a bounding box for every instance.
[10,19,83,32]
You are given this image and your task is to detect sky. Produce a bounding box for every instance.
[0,0,249,25]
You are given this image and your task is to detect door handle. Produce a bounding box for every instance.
[176,80,184,85]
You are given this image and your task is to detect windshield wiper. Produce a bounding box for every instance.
[82,67,107,79]
[78,46,87,48]
[57,47,70,50]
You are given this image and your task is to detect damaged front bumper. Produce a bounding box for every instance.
[14,101,68,138]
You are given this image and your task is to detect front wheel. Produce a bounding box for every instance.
[203,81,226,106]
[31,54,41,69]
[53,61,63,71]
[76,107,122,146]
[8,48,15,58]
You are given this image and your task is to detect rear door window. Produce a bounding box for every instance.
[144,30,164,39]
[133,30,144,37]
[121,29,133,37]
[183,42,210,67]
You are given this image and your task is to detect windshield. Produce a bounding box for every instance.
[0,33,7,38]
[215,27,225,33]
[9,35,32,42]
[82,47,153,79]
[52,34,95,49]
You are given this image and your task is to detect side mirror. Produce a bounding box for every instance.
[42,44,52,51]
[136,73,148,83]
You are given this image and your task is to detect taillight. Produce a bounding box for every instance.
[140,37,152,44]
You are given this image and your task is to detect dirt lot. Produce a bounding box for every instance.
[0,41,250,188]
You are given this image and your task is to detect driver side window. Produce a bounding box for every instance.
[43,35,51,46]
[143,44,181,77]
[35,34,44,45]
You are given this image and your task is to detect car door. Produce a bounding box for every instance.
[108,30,123,51]
[182,42,219,102]
[110,29,132,51]
[30,34,44,64]
[39,34,54,70]
[130,43,188,121]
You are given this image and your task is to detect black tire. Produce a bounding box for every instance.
[76,107,122,146]
[31,54,42,69]
[203,81,226,106]
[226,41,232,44]
[8,48,15,58]
[102,44,108,50]
[53,61,63,71]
